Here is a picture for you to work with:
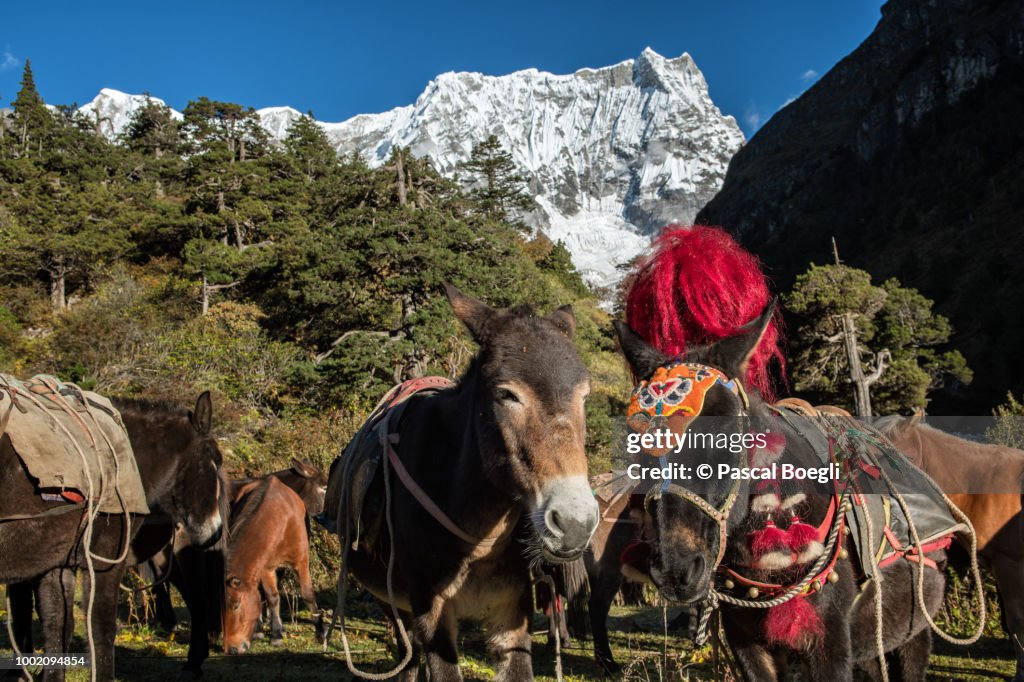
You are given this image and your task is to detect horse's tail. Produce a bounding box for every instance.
[560,558,590,639]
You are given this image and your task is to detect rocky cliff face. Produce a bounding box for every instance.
[697,0,1024,411]
[77,49,744,290]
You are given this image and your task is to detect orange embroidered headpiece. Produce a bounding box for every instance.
[626,362,747,452]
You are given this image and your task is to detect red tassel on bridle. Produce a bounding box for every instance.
[749,517,789,557]
[786,514,819,551]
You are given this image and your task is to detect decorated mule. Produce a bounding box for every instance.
[611,226,983,681]
[323,284,599,681]
[1,380,225,681]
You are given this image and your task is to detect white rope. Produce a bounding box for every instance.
[325,388,414,680]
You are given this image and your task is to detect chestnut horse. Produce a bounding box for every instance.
[878,415,1024,681]
[328,284,599,681]
[223,475,324,653]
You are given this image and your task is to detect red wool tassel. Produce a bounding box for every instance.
[764,598,824,649]
[750,518,789,557]
[786,515,819,551]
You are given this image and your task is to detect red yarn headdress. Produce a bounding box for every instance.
[624,225,786,401]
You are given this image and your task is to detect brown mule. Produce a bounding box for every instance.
[877,415,1024,681]
[327,285,599,682]
[223,476,324,653]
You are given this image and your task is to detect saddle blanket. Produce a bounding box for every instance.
[774,405,967,578]
[1,374,149,515]
[321,376,453,547]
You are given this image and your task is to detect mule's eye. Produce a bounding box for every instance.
[496,388,521,405]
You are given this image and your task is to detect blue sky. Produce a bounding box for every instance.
[1,1,883,137]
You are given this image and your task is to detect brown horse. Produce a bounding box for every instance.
[223,476,324,654]
[877,415,1024,681]
[328,284,599,681]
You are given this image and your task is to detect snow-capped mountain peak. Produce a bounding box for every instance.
[77,49,743,289]
[78,89,182,138]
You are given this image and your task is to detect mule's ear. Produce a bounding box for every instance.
[707,299,776,381]
[548,304,576,337]
[290,458,316,478]
[613,320,671,380]
[190,391,213,436]
[444,282,495,343]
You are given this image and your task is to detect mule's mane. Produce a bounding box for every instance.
[230,476,271,542]
[111,396,193,428]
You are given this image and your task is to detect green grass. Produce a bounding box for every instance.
[0,587,1016,680]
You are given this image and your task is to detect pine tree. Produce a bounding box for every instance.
[459,135,535,230]
[10,60,53,156]
[123,96,181,159]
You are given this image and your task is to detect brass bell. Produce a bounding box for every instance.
[748,587,759,598]
[843,526,851,536]
[810,580,822,592]
[724,579,735,590]
[827,570,839,583]
[839,548,849,560]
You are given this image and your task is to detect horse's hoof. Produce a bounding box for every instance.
[252,631,265,640]
[271,637,285,647]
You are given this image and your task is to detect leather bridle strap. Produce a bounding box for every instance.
[646,478,740,571]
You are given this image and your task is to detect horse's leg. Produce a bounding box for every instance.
[894,627,931,682]
[261,569,284,645]
[805,623,854,682]
[151,573,177,633]
[486,580,533,682]
[556,594,571,647]
[82,563,129,682]
[293,545,324,638]
[4,580,37,682]
[588,566,622,672]
[8,580,37,655]
[172,545,215,678]
[727,637,784,682]
[33,568,77,682]
[411,595,461,682]
[992,553,1024,681]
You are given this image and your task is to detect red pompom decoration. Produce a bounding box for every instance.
[750,518,789,557]
[786,516,820,551]
[764,598,824,649]
[623,226,786,401]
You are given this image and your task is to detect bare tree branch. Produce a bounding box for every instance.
[864,348,892,386]
[313,329,394,365]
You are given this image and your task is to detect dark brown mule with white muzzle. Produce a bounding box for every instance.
[614,309,952,681]
[332,284,599,681]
